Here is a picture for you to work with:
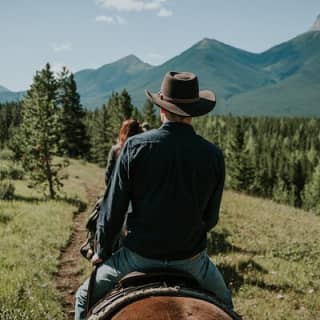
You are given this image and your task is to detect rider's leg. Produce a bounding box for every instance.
[167,250,234,310]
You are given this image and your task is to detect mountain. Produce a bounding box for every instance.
[0,85,25,103]
[1,14,320,116]
[74,55,152,107]
[0,85,10,93]
[310,14,320,31]
[122,38,273,112]
[226,31,320,116]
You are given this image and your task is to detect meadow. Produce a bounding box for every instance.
[0,159,104,319]
[0,159,319,319]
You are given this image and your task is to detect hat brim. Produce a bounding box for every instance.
[145,89,216,117]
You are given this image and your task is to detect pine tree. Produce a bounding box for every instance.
[90,105,113,166]
[302,162,320,214]
[225,120,254,192]
[58,67,90,158]
[18,63,65,198]
[142,99,156,128]
[107,90,134,140]
[119,89,133,120]
[107,92,122,139]
[131,106,143,122]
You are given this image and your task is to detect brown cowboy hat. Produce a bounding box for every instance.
[145,71,216,117]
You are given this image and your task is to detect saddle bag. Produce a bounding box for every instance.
[80,197,103,260]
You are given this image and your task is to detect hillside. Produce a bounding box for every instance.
[0,157,319,319]
[74,54,152,108]
[0,87,24,103]
[226,31,320,116]
[0,85,9,93]
[71,28,320,115]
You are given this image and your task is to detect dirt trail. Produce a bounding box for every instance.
[55,184,101,319]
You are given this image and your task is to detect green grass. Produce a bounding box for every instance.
[211,191,320,319]
[0,159,104,320]
[1,159,319,319]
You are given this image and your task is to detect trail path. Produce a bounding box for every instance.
[55,183,101,319]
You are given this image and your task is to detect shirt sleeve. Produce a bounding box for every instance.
[96,142,131,259]
[202,149,225,232]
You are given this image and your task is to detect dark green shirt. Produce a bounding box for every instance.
[96,121,225,260]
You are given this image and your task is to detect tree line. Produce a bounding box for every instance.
[0,63,159,198]
[0,63,320,214]
[193,116,320,214]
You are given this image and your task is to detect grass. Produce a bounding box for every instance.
[211,191,320,319]
[0,159,104,320]
[1,159,319,319]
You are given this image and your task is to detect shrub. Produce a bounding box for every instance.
[0,180,15,200]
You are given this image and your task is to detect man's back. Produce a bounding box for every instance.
[123,121,225,259]
[75,72,233,320]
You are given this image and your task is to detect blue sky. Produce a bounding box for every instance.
[0,0,319,91]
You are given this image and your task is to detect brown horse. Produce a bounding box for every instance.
[87,271,240,320]
[111,296,234,320]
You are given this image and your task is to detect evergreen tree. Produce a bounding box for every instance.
[107,92,122,139]
[131,106,143,122]
[302,162,320,214]
[225,121,254,192]
[142,99,156,128]
[90,105,113,167]
[58,67,90,158]
[119,89,133,120]
[107,90,133,140]
[18,63,65,198]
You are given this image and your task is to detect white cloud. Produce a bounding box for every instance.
[51,43,72,53]
[97,0,168,12]
[157,8,172,17]
[95,15,115,23]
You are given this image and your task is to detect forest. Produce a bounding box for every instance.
[1,63,320,214]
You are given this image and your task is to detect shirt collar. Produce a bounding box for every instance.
[160,121,195,135]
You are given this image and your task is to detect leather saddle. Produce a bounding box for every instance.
[87,270,241,320]
[118,270,199,289]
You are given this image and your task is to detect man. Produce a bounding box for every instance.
[75,71,233,319]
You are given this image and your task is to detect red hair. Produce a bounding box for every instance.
[118,119,142,153]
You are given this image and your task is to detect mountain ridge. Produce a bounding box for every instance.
[1,18,320,117]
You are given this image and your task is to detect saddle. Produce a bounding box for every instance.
[87,270,241,320]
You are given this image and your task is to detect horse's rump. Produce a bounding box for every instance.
[112,296,234,320]
[87,271,241,320]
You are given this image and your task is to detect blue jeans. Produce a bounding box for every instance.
[75,247,233,320]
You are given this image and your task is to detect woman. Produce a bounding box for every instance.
[105,119,142,185]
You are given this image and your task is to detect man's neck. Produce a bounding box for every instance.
[162,117,192,126]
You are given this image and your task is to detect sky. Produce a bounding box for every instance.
[0,0,319,91]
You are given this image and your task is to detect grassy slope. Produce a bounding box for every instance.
[214,191,320,319]
[0,160,104,319]
[1,160,319,319]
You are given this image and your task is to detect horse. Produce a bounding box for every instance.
[110,296,235,320]
[86,271,241,320]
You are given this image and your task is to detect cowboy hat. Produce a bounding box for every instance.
[145,71,216,117]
